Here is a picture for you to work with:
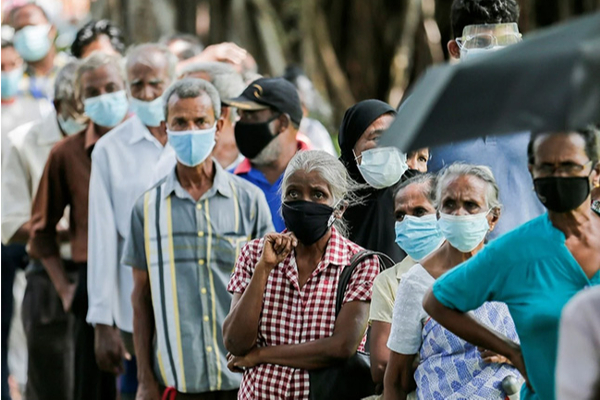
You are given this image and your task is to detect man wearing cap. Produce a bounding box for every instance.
[224,77,309,232]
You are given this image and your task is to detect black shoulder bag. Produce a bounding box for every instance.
[308,250,395,400]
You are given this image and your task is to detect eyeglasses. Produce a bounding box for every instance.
[456,32,522,50]
[533,160,593,176]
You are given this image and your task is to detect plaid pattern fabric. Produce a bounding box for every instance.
[227,228,380,399]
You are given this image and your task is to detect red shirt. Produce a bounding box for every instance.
[227,228,380,399]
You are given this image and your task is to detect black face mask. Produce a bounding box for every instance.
[234,115,279,159]
[533,176,591,213]
[281,200,335,245]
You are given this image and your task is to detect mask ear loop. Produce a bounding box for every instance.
[327,200,345,228]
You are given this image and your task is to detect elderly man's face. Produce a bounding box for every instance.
[394,182,436,222]
[353,113,395,162]
[80,64,126,101]
[166,93,216,131]
[127,51,171,101]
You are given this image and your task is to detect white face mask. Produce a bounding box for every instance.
[460,45,505,61]
[355,147,408,189]
[437,211,491,253]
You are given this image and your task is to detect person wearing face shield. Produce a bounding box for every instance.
[423,128,600,400]
[28,52,130,400]
[428,0,545,241]
[223,150,381,400]
[123,78,272,400]
[8,3,70,103]
[1,60,86,400]
[367,173,442,398]
[85,44,178,396]
[224,77,311,232]
[385,163,521,400]
[338,100,430,263]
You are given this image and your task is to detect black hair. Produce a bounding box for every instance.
[9,3,49,25]
[393,173,438,205]
[1,39,14,49]
[71,19,125,59]
[282,65,305,86]
[527,126,600,165]
[450,0,520,39]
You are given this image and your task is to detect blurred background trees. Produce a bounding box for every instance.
[88,0,600,124]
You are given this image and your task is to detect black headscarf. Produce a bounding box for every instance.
[338,100,404,262]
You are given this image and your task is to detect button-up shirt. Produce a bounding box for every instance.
[1,97,52,161]
[1,110,71,258]
[234,140,310,232]
[29,122,105,262]
[86,116,175,331]
[122,162,273,394]
[227,228,380,400]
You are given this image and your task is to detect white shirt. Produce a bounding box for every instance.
[1,97,52,161]
[556,286,600,400]
[86,115,175,331]
[1,110,71,258]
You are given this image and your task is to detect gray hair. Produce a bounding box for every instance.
[75,51,126,101]
[125,43,178,82]
[162,78,221,121]
[281,150,363,237]
[394,173,438,206]
[54,60,80,101]
[436,163,502,211]
[179,62,245,122]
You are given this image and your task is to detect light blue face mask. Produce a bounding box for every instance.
[129,96,164,127]
[1,68,22,99]
[167,124,216,167]
[395,214,445,261]
[437,211,490,253]
[57,114,87,136]
[13,24,52,62]
[84,90,129,128]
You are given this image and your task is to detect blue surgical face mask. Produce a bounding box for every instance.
[356,147,408,189]
[84,90,129,128]
[437,211,491,253]
[57,114,87,136]
[1,68,22,99]
[395,214,445,261]
[167,124,216,167]
[13,24,52,62]
[129,96,164,127]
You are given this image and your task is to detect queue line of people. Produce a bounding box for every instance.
[1,0,599,400]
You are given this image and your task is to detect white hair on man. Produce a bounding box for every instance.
[162,77,221,121]
[125,43,178,82]
[75,51,126,101]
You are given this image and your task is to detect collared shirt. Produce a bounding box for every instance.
[227,228,380,400]
[368,255,415,324]
[1,97,52,161]
[234,140,311,232]
[122,162,273,394]
[433,213,600,400]
[29,122,105,263]
[1,110,71,259]
[428,133,545,240]
[86,116,175,331]
[20,52,70,101]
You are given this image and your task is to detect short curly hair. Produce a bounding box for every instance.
[71,19,125,59]
[451,0,520,38]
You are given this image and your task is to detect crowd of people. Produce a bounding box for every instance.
[1,1,599,400]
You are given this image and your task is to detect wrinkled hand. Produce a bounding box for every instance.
[59,281,77,312]
[258,233,297,272]
[95,324,131,374]
[227,349,261,373]
[478,347,511,365]
[135,379,161,400]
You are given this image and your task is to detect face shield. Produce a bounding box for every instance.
[456,23,522,51]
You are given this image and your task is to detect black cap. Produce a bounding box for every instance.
[223,77,303,126]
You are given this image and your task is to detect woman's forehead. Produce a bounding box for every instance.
[287,169,330,188]
[441,174,487,198]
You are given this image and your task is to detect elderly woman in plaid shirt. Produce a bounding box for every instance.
[224,150,381,399]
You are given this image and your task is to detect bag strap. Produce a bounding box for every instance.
[335,250,395,317]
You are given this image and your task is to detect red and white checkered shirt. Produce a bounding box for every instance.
[227,227,380,400]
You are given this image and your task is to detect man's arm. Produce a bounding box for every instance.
[132,268,160,400]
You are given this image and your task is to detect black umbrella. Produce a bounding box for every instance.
[379,12,600,152]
